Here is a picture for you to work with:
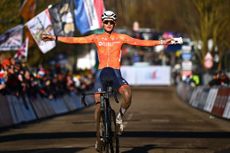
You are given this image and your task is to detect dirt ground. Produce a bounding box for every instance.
[0,86,230,153]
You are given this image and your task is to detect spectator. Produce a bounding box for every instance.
[0,57,95,99]
[0,64,7,91]
[208,71,229,87]
[219,71,230,86]
[208,72,221,87]
[5,65,23,96]
[65,72,76,93]
[191,73,201,86]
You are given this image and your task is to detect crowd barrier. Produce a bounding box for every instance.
[0,92,94,128]
[177,82,230,120]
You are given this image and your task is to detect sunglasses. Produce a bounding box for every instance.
[103,20,115,25]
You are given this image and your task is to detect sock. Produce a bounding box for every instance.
[120,107,126,115]
[118,107,126,118]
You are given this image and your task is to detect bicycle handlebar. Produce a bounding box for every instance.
[81,90,119,106]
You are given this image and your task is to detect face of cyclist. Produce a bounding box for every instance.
[103,20,115,33]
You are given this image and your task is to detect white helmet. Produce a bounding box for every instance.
[101,10,117,22]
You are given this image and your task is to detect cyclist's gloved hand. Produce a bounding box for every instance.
[40,33,56,42]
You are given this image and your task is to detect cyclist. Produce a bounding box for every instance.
[42,10,173,151]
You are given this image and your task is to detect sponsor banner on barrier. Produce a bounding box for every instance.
[0,94,14,127]
[197,88,210,110]
[190,87,203,107]
[204,88,218,112]
[212,88,229,117]
[121,66,171,85]
[223,96,230,119]
[189,87,199,105]
[0,91,94,128]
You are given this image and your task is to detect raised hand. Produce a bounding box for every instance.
[40,33,56,41]
[171,37,183,44]
[161,37,183,45]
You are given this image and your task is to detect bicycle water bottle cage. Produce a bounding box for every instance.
[100,67,119,92]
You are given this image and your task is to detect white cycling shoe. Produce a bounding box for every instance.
[116,113,124,135]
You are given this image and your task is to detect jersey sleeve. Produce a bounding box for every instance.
[57,34,95,44]
[121,34,160,46]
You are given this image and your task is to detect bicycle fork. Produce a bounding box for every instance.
[101,96,112,144]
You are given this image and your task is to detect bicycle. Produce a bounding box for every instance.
[82,67,120,153]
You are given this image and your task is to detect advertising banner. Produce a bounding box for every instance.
[212,88,229,116]
[121,66,171,85]
[223,96,230,119]
[204,88,218,112]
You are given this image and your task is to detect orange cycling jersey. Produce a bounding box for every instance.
[58,32,160,69]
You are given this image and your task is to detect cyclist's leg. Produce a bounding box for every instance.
[118,84,132,116]
[116,84,132,134]
[94,70,103,151]
[94,69,102,123]
[94,94,101,135]
[113,69,132,116]
[112,69,132,128]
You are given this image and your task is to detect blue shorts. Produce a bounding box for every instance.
[94,69,128,92]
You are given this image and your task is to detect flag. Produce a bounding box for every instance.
[0,25,23,51]
[20,0,36,21]
[26,9,56,54]
[74,0,105,34]
[20,0,36,47]
[49,0,76,36]
[14,37,29,61]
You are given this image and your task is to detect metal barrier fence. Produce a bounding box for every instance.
[177,83,230,120]
[0,92,94,128]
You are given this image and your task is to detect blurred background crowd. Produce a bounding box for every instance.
[0,58,94,100]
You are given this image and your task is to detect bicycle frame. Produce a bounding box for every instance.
[99,85,119,153]
[81,87,119,153]
[81,67,120,152]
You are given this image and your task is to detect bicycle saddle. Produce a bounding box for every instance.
[100,67,119,90]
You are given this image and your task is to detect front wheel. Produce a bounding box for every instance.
[98,110,119,153]
[111,109,119,153]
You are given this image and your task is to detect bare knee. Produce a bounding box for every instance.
[120,85,132,98]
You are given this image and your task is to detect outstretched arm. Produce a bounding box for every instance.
[120,34,172,46]
[41,33,95,44]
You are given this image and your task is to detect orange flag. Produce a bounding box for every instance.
[20,0,36,21]
[20,0,36,46]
